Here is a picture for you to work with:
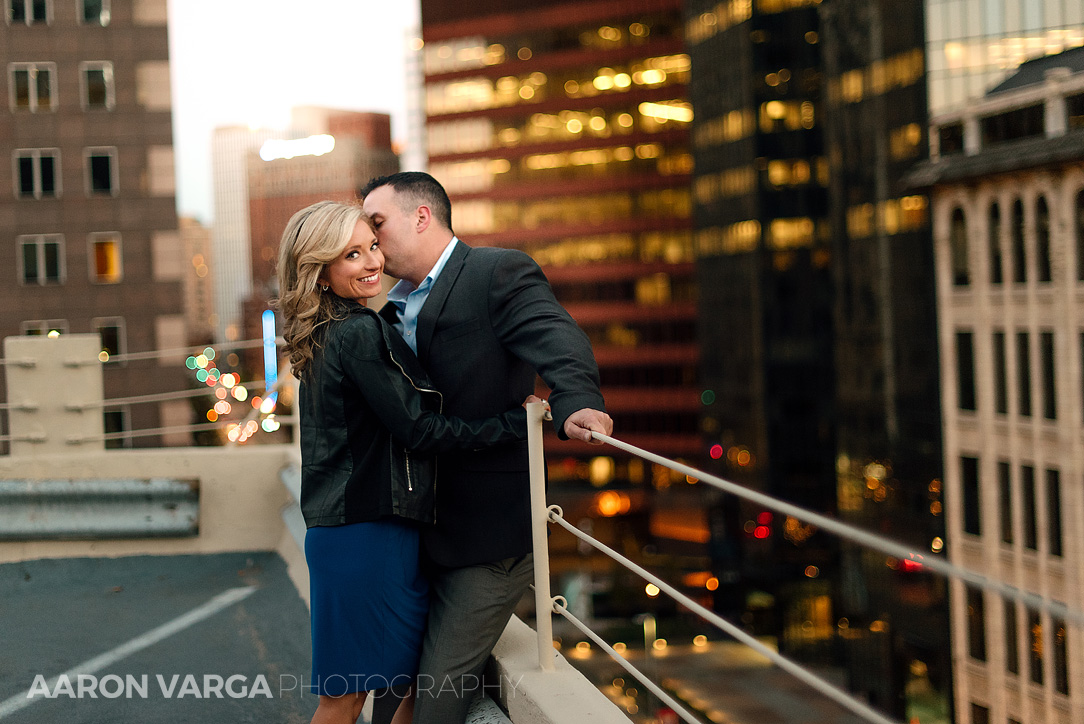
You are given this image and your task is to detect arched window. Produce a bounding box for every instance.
[1036,196,1051,282]
[1076,190,1084,281]
[989,202,1002,284]
[1012,199,1026,283]
[951,208,969,286]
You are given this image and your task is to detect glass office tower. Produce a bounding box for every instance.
[419,0,713,632]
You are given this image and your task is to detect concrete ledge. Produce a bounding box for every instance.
[490,616,631,724]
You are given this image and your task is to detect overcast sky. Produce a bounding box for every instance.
[167,0,421,224]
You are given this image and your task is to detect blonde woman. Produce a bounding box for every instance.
[277,201,535,724]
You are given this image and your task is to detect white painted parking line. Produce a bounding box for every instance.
[0,585,257,719]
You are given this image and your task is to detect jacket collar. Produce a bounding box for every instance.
[415,240,470,364]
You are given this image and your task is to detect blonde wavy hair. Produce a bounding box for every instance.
[276,200,369,377]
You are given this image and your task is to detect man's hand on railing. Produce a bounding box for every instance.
[563,408,613,444]
[522,394,549,409]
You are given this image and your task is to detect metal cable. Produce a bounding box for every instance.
[550,595,703,724]
[591,431,1084,628]
[549,508,902,724]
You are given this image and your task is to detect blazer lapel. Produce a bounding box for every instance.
[416,241,469,364]
[376,298,399,325]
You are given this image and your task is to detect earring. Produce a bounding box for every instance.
[321,284,329,292]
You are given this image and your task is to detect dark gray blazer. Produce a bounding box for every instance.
[380,241,605,567]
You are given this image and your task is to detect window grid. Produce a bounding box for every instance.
[1011,199,1026,284]
[1021,465,1037,551]
[993,330,1007,414]
[79,61,114,110]
[80,0,109,25]
[20,319,67,335]
[1005,600,1019,675]
[1040,331,1055,420]
[1036,196,1051,282]
[7,62,56,112]
[1016,331,1031,417]
[988,202,1002,284]
[1046,469,1062,557]
[957,331,976,411]
[83,146,118,196]
[12,148,60,199]
[17,233,64,285]
[998,460,1012,544]
[92,316,126,365]
[7,0,50,25]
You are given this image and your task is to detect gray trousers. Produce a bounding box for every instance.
[412,553,534,724]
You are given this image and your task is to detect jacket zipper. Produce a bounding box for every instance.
[386,345,441,522]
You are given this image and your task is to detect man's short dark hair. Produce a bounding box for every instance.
[361,172,453,232]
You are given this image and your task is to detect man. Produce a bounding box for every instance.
[361,172,612,722]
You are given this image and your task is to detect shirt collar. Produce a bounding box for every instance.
[387,237,459,305]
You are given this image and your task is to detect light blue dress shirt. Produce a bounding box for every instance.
[386,237,459,354]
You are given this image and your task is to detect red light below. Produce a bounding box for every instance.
[709,444,724,460]
[753,526,770,539]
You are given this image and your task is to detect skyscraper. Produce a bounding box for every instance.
[210,125,293,343]
[0,0,188,447]
[419,0,709,608]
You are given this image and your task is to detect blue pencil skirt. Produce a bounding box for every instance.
[305,519,429,697]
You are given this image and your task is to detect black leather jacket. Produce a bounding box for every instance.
[297,300,527,528]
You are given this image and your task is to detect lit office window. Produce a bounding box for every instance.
[13,148,59,198]
[1053,615,1069,695]
[88,232,122,283]
[17,234,64,285]
[8,62,56,111]
[1028,611,1043,685]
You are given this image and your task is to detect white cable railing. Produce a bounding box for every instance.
[524,402,1084,724]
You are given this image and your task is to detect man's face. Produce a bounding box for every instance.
[362,184,414,280]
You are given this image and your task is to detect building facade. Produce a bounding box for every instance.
[244,109,399,363]
[418,0,713,635]
[210,125,292,343]
[0,0,188,447]
[179,216,214,345]
[926,0,1084,115]
[918,49,1084,724]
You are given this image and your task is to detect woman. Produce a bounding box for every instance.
[277,201,533,724]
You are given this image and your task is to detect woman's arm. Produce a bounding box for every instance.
[337,317,527,453]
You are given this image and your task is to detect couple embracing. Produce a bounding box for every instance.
[277,172,612,724]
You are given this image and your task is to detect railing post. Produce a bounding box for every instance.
[526,401,555,672]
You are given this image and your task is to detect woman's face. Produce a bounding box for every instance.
[318,221,384,302]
